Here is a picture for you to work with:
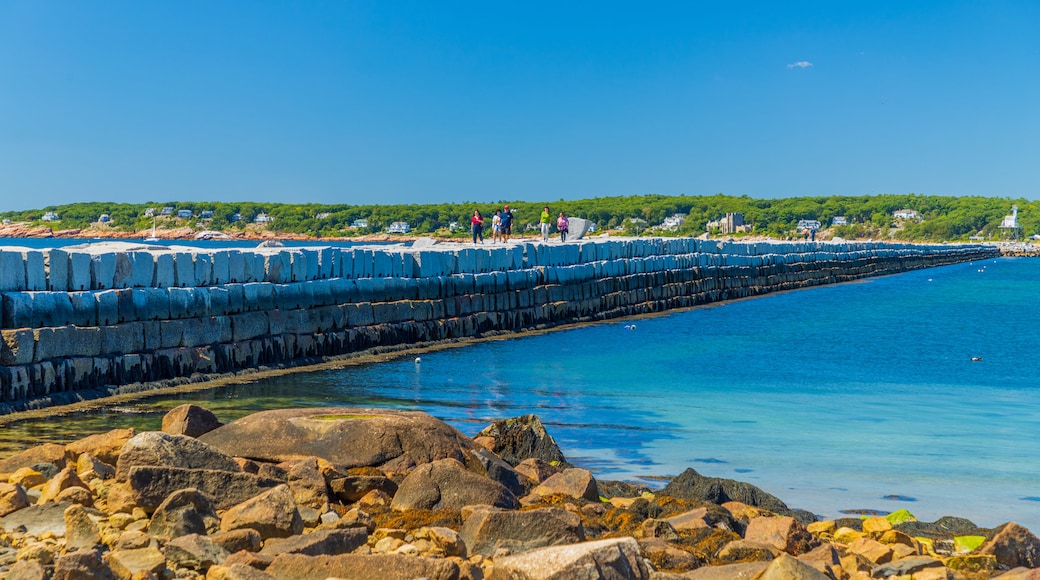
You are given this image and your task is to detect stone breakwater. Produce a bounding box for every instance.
[0,405,1036,579]
[0,239,998,413]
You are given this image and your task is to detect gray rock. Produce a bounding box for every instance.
[473,448,526,496]
[126,465,282,511]
[475,414,570,467]
[115,431,240,481]
[164,533,229,570]
[264,553,460,580]
[148,487,219,539]
[220,484,303,540]
[161,404,223,438]
[660,468,790,515]
[489,537,652,579]
[390,458,519,511]
[0,502,70,537]
[260,528,369,557]
[460,506,585,557]
[199,407,476,473]
[871,556,944,577]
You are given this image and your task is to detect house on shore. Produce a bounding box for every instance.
[254,213,274,224]
[893,209,921,220]
[41,211,59,222]
[387,221,411,234]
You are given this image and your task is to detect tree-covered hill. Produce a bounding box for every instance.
[1,194,1036,242]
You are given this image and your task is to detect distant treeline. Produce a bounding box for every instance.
[2,194,1036,241]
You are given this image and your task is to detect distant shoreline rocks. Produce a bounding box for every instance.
[0,405,1036,579]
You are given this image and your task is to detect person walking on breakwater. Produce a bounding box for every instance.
[491,210,502,243]
[540,206,551,242]
[557,212,569,243]
[500,205,513,242]
[471,210,484,244]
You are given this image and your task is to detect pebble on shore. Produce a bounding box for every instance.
[0,404,1036,580]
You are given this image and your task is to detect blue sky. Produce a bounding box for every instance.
[1,1,1037,211]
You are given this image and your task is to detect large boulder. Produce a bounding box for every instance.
[220,484,303,540]
[66,429,135,466]
[390,458,519,511]
[53,548,116,580]
[164,534,230,571]
[115,432,240,481]
[475,414,570,467]
[488,537,652,579]
[260,528,369,557]
[660,468,790,515]
[529,468,600,502]
[744,515,818,555]
[460,506,585,557]
[126,466,282,511]
[977,522,1040,569]
[199,408,476,473]
[148,487,220,539]
[0,443,69,474]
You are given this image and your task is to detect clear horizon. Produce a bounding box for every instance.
[2,1,1038,211]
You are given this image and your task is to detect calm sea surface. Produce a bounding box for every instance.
[3,255,1038,530]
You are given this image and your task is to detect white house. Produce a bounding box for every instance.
[98,214,111,223]
[893,209,920,220]
[200,210,215,219]
[387,221,411,234]
[660,213,686,231]
[41,211,59,221]
[160,206,175,216]
[797,219,821,230]
[254,213,274,224]
[832,216,848,226]
[351,219,369,229]
[177,209,193,219]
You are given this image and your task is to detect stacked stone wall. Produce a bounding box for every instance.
[0,239,999,413]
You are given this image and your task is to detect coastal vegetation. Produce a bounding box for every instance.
[2,194,1037,242]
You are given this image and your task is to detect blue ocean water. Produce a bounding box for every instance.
[4,256,1038,530]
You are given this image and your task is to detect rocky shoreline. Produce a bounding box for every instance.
[0,406,1036,579]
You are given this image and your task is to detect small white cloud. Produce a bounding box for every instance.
[787,61,813,69]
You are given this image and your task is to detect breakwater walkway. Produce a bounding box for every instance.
[0,239,999,414]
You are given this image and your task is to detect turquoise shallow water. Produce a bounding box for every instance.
[5,256,1039,530]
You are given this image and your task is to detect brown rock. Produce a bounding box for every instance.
[220,484,303,540]
[37,465,88,504]
[0,481,30,516]
[165,533,229,570]
[55,486,94,507]
[635,518,680,541]
[328,474,397,503]
[665,507,711,533]
[6,559,47,580]
[126,465,282,511]
[113,530,152,550]
[0,443,69,474]
[64,504,102,550]
[528,467,600,502]
[513,457,563,484]
[148,487,219,539]
[259,528,368,557]
[862,515,893,534]
[209,563,277,580]
[757,553,831,580]
[637,537,702,573]
[846,535,894,564]
[75,453,116,481]
[53,548,116,580]
[211,528,263,553]
[390,458,519,511]
[488,537,651,580]
[225,550,274,570]
[161,404,223,438]
[682,561,768,579]
[103,546,166,579]
[978,522,1040,569]
[716,539,780,564]
[264,553,460,580]
[460,505,584,557]
[66,429,135,466]
[115,431,241,481]
[104,481,139,514]
[285,457,330,509]
[198,407,476,473]
[475,414,570,467]
[743,515,818,555]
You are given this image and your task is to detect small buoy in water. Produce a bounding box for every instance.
[630,324,636,330]
[414,357,421,364]
[971,357,982,362]
[928,278,932,282]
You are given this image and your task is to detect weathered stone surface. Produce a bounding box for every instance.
[756,553,830,580]
[682,561,768,579]
[161,404,223,438]
[978,522,1040,569]
[894,515,988,539]
[514,457,563,484]
[211,563,277,580]
[390,458,519,511]
[103,546,166,579]
[872,556,945,577]
[489,537,652,580]
[211,528,263,554]
[0,501,69,536]
[75,453,115,481]
[53,548,116,580]
[529,467,600,502]
[115,431,240,481]
[199,407,476,473]
[264,553,460,580]
[54,486,94,507]
[664,508,711,533]
[64,504,102,550]
[716,539,780,564]
[637,537,701,573]
[0,482,30,516]
[37,466,88,504]
[220,484,303,540]
[8,467,47,488]
[743,515,818,555]
[460,505,585,557]
[846,536,894,564]
[475,414,570,467]
[259,528,368,557]
[148,487,219,539]
[660,468,790,515]
[66,429,135,466]
[328,474,397,503]
[126,465,282,511]
[473,448,526,497]
[6,558,47,580]
[165,533,229,570]
[285,457,330,509]
[0,443,68,474]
